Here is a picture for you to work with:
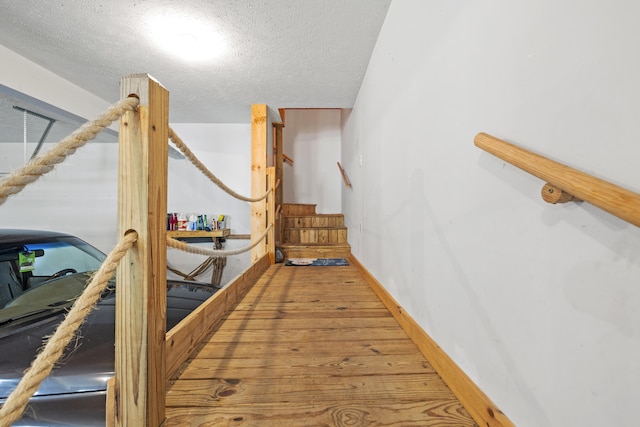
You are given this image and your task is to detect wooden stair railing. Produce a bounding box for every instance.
[474,132,640,227]
[337,161,352,189]
[283,153,294,165]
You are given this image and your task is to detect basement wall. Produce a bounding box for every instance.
[0,46,254,284]
[165,123,253,284]
[0,123,253,285]
[341,1,640,426]
[0,44,112,129]
[283,109,342,213]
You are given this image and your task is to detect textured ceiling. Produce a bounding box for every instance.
[0,0,391,144]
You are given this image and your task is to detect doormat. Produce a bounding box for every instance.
[285,258,349,266]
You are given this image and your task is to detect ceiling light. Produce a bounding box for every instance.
[146,13,227,62]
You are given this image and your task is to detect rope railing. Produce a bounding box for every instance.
[167,224,272,258]
[0,231,138,427]
[0,97,140,206]
[167,258,216,280]
[0,75,275,425]
[168,126,271,202]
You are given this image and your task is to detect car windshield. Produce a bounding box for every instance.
[0,236,106,327]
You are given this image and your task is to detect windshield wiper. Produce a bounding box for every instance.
[0,305,69,327]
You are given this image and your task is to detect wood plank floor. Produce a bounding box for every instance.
[165,261,477,426]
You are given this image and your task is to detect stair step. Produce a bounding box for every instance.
[280,242,351,259]
[284,227,348,244]
[282,203,317,216]
[284,214,344,229]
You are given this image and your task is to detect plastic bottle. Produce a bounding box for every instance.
[169,213,177,230]
[178,213,187,230]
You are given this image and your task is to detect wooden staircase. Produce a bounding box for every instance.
[279,203,351,259]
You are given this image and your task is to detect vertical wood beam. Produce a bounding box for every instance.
[267,166,276,263]
[251,104,268,262]
[273,122,284,246]
[116,74,169,427]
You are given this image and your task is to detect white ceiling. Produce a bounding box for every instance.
[0,0,391,144]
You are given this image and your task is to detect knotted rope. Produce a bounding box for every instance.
[0,97,140,207]
[0,232,138,427]
[168,127,272,202]
[167,224,272,257]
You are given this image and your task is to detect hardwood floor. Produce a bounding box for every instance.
[165,262,477,426]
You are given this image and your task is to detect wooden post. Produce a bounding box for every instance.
[251,104,268,262]
[267,166,276,263]
[273,122,284,246]
[116,74,169,427]
[105,377,116,426]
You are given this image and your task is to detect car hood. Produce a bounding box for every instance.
[0,280,217,400]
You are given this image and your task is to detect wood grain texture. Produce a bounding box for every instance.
[165,263,477,426]
[475,132,640,227]
[273,122,284,245]
[251,104,268,262]
[350,255,514,427]
[541,183,578,204]
[165,254,270,378]
[166,401,474,427]
[167,229,230,239]
[117,74,169,427]
[282,203,317,215]
[267,166,276,263]
[280,243,352,259]
[105,377,116,427]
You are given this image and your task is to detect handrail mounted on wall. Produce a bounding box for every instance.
[474,132,640,227]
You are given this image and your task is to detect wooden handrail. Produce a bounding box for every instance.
[337,161,352,189]
[474,132,640,227]
[283,153,294,164]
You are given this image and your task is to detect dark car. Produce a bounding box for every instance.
[0,229,219,426]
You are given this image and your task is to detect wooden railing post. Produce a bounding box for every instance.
[273,122,284,246]
[116,74,169,426]
[267,166,276,263]
[251,104,268,262]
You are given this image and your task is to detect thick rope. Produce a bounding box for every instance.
[167,224,272,257]
[0,97,140,207]
[167,258,214,280]
[0,232,138,427]
[168,127,271,202]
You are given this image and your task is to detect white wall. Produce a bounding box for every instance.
[283,109,342,213]
[0,44,112,127]
[1,45,123,250]
[167,123,253,284]
[0,46,256,285]
[342,1,640,426]
[0,122,254,286]
[1,142,120,248]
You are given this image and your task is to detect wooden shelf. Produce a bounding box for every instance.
[167,229,230,240]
